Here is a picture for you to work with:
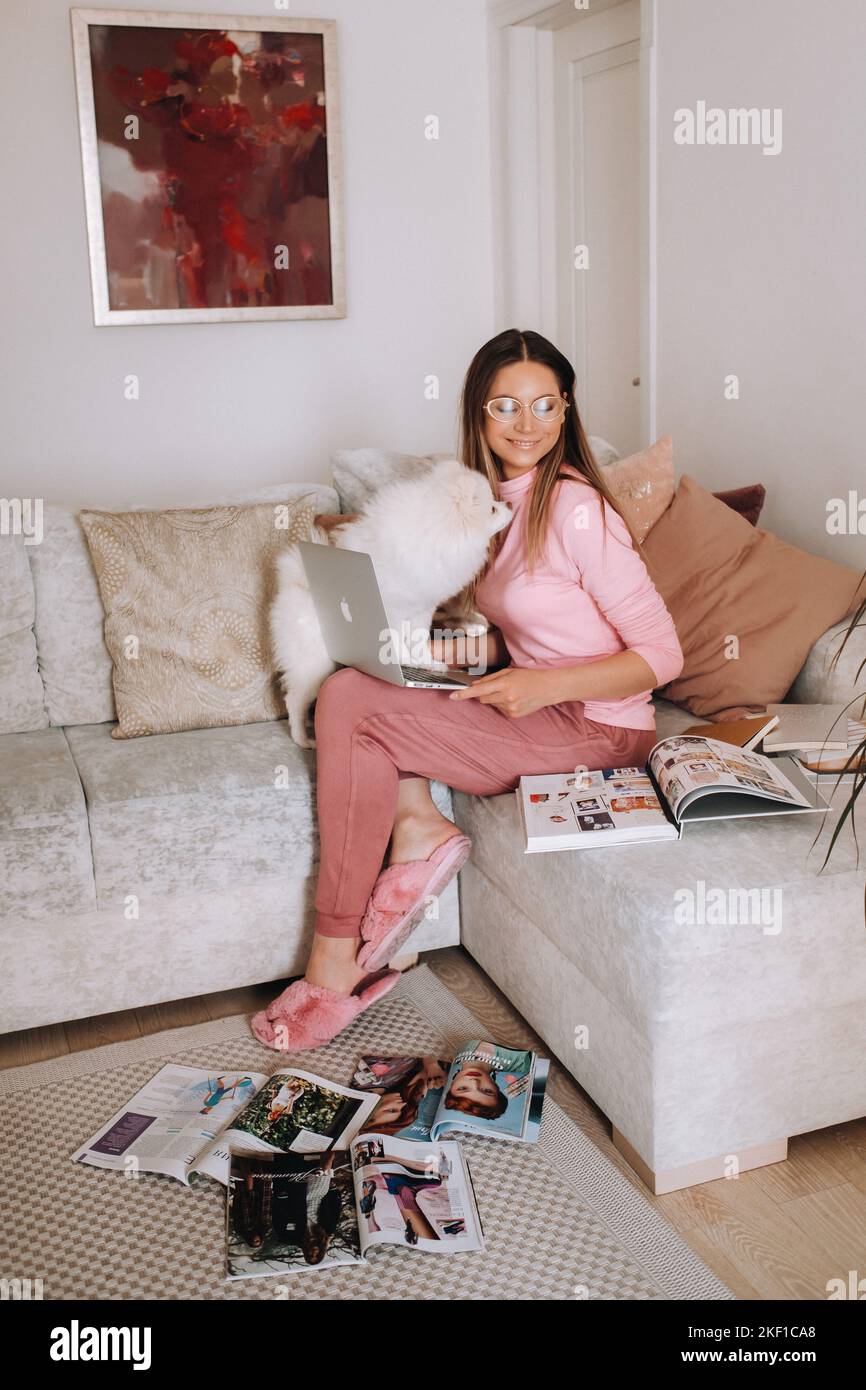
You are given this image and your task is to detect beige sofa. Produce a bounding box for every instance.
[0,481,460,1037]
[4,468,866,1200]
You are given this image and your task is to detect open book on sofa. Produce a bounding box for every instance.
[517,734,828,852]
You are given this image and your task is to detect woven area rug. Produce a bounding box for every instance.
[0,966,733,1300]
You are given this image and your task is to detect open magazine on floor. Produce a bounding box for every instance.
[71,1064,378,1187]
[353,1041,549,1144]
[517,735,829,853]
[226,1134,482,1279]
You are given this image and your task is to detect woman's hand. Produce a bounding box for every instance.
[431,626,508,671]
[502,1074,532,1099]
[449,666,565,719]
[314,512,359,538]
[429,634,461,667]
[420,1056,448,1090]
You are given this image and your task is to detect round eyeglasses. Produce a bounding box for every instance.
[484,394,568,425]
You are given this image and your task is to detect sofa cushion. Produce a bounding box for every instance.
[643,475,865,719]
[0,534,47,734]
[29,483,339,729]
[29,505,119,728]
[63,720,455,907]
[78,499,317,739]
[64,720,317,904]
[712,483,766,526]
[0,728,96,918]
[789,613,866,718]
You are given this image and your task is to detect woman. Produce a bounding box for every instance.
[361,1055,448,1136]
[266,1076,305,1125]
[380,1172,443,1244]
[270,1152,342,1266]
[231,1159,272,1250]
[252,328,683,1051]
[443,1043,532,1120]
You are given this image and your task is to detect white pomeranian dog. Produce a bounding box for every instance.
[270,458,513,747]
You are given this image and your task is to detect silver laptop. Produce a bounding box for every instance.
[297,541,480,689]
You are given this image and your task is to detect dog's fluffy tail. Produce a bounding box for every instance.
[270,527,335,747]
[273,523,328,589]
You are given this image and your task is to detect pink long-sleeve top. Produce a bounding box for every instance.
[473,464,684,731]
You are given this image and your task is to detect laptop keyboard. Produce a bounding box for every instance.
[401,664,466,686]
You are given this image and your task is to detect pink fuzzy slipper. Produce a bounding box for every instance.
[250,969,400,1053]
[357,833,472,973]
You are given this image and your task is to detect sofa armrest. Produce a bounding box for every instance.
[789,613,866,717]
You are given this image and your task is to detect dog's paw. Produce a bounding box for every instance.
[289,726,317,750]
[288,714,317,749]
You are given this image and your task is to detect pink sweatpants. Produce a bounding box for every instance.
[312,668,658,939]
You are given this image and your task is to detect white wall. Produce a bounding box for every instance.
[1,0,493,506]
[654,0,866,566]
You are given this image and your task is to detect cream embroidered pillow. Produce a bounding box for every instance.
[79,500,316,739]
[600,435,674,542]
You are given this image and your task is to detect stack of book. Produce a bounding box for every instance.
[762,703,865,776]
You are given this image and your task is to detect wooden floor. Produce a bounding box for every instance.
[2,945,865,1300]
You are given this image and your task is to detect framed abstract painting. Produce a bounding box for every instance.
[70,9,345,325]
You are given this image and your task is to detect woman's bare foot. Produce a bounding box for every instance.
[305,933,367,996]
[388,776,461,866]
[388,809,460,866]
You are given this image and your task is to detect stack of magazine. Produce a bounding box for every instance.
[71,1040,549,1278]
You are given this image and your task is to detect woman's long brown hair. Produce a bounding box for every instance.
[458,328,642,587]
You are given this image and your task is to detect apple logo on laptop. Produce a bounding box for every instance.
[339,596,353,623]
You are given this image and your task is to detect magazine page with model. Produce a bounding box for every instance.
[227,1149,362,1279]
[351,1135,482,1256]
[431,1042,549,1143]
[352,1054,450,1140]
[353,1042,549,1143]
[72,1063,378,1186]
[226,1134,482,1279]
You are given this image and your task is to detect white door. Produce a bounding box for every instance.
[555,1,642,455]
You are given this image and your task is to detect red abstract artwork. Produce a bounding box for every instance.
[73,14,342,323]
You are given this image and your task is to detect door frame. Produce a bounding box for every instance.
[487,0,658,444]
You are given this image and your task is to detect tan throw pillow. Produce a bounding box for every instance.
[79,500,316,738]
[642,475,865,719]
[601,435,674,542]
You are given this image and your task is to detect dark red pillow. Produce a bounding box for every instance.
[712,483,766,526]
